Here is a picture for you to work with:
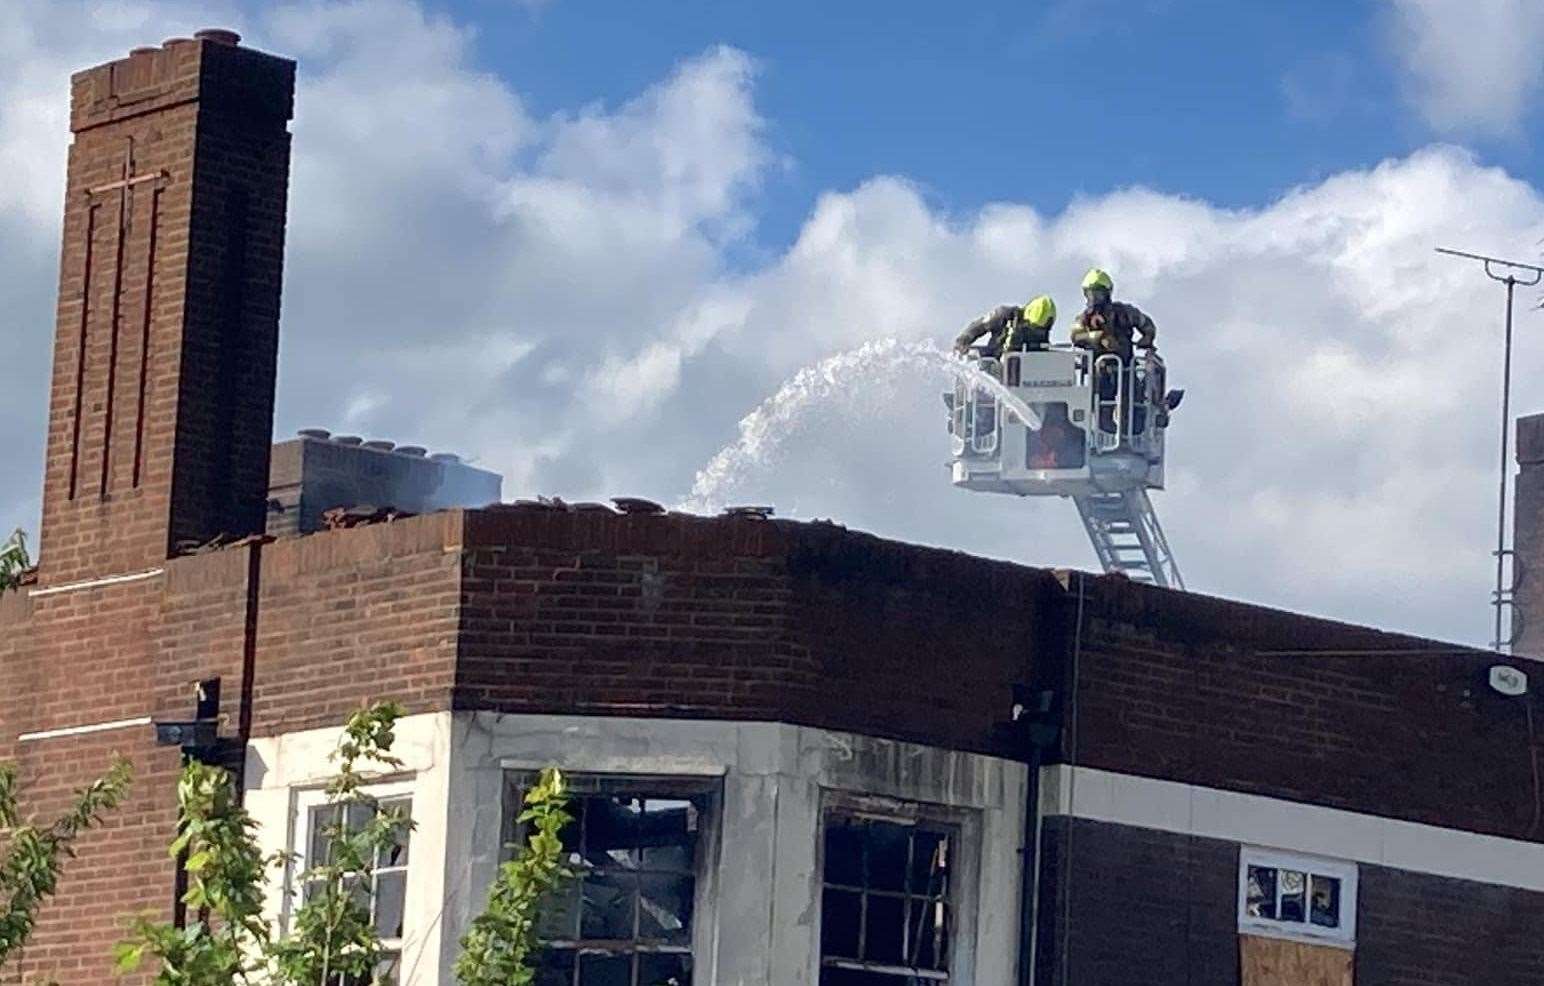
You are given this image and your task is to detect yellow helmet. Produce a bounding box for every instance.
[1022,295,1056,328]
[1082,268,1114,292]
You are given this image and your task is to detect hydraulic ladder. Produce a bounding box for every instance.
[1074,489,1185,589]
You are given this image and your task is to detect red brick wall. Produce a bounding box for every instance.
[250,514,462,736]
[0,578,175,986]
[0,33,296,984]
[453,510,1059,755]
[37,37,293,586]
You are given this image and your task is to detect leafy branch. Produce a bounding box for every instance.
[0,757,132,969]
[0,529,30,594]
[115,761,274,985]
[454,768,573,986]
[269,702,412,986]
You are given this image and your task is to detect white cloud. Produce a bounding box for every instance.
[3,0,1544,649]
[1386,0,1544,136]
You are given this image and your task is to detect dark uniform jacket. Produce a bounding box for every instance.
[954,304,1047,357]
[1070,302,1157,362]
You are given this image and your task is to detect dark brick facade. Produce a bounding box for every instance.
[1514,412,1544,656]
[1034,818,1544,986]
[1058,578,1544,842]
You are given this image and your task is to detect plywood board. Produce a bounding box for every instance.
[1240,933,1353,986]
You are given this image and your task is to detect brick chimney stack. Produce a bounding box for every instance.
[1513,413,1544,655]
[37,31,295,585]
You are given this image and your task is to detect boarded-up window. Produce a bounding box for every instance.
[1240,933,1353,986]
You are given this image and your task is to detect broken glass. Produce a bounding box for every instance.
[580,870,637,940]
[1310,875,1341,928]
[819,814,955,981]
[637,872,693,946]
[1245,865,1277,919]
[507,775,710,984]
[1278,869,1306,922]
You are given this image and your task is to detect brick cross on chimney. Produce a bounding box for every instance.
[71,137,168,499]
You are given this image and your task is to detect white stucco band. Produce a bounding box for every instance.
[1041,764,1544,893]
[245,712,1030,986]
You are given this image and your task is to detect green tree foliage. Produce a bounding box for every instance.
[117,702,413,986]
[116,702,574,985]
[453,768,573,986]
[0,529,30,593]
[115,761,274,985]
[0,756,132,969]
[268,702,414,986]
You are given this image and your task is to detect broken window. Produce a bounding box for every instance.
[819,811,954,984]
[1239,849,1356,947]
[503,773,715,986]
[299,792,414,986]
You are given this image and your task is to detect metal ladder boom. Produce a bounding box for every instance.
[1073,489,1185,589]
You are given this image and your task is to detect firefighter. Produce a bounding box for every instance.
[953,295,1057,358]
[1070,269,1179,429]
[1069,268,1156,361]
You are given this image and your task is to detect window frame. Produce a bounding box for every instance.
[500,770,721,985]
[1237,846,1358,949]
[290,779,417,980]
[817,793,968,983]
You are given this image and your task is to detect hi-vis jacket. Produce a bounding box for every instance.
[954,305,1050,357]
[1070,302,1157,362]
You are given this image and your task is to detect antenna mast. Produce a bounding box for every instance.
[1436,247,1544,651]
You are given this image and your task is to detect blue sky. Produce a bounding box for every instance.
[472,0,1533,250]
[5,0,1544,645]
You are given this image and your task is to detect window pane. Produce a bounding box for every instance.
[639,798,696,871]
[866,824,910,893]
[908,898,950,970]
[376,800,411,868]
[1279,870,1306,923]
[577,952,630,986]
[581,871,638,940]
[374,872,407,940]
[821,889,862,958]
[824,819,865,888]
[309,805,341,865]
[637,952,691,986]
[1310,875,1341,928]
[910,829,949,897]
[534,949,574,986]
[588,797,643,869]
[1246,866,1277,919]
[537,881,582,941]
[374,951,401,986]
[637,872,694,945]
[345,874,371,916]
[863,893,906,964]
[345,801,374,836]
[559,797,586,859]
